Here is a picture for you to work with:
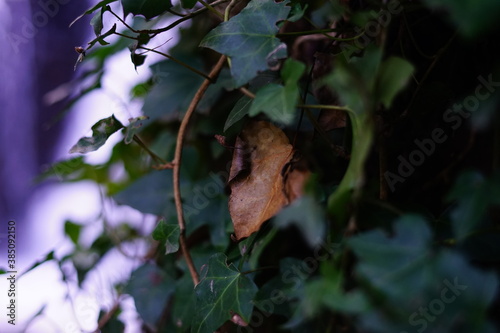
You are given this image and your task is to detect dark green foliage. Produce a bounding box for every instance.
[21,1,500,332]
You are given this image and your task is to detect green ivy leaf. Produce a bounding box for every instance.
[123,116,148,144]
[172,273,196,330]
[287,3,308,22]
[200,0,291,86]
[447,171,500,240]
[87,23,117,49]
[192,253,258,333]
[249,58,305,124]
[224,71,282,132]
[124,263,174,327]
[152,218,180,254]
[64,220,81,245]
[325,47,382,221]
[70,0,117,27]
[121,0,172,20]
[224,96,252,132]
[69,114,124,154]
[113,170,175,217]
[90,6,107,36]
[349,215,499,333]
[375,57,414,108]
[300,265,370,319]
[143,58,225,120]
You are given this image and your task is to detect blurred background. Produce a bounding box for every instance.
[0,0,163,331]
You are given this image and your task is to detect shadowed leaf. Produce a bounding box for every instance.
[192,253,257,333]
[69,114,124,154]
[200,0,291,86]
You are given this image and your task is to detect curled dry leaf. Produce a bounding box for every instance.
[228,120,309,240]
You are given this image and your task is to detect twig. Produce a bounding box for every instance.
[92,300,121,333]
[107,0,228,36]
[132,135,168,165]
[239,87,255,99]
[173,55,227,286]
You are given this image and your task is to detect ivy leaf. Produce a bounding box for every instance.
[172,274,196,330]
[324,47,382,222]
[200,0,291,86]
[228,121,310,240]
[87,23,117,48]
[287,3,308,22]
[447,171,500,240]
[224,96,252,132]
[192,253,258,333]
[123,115,149,144]
[131,52,147,69]
[249,58,305,124]
[143,58,225,120]
[69,114,124,154]
[64,220,81,245]
[121,0,172,20]
[375,57,414,108]
[90,6,107,36]
[224,71,282,132]
[69,0,117,27]
[348,215,499,333]
[125,263,175,327]
[152,218,180,254]
[113,170,175,217]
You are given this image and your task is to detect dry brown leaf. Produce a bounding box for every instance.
[228,121,308,240]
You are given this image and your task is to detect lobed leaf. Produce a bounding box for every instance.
[249,58,305,124]
[125,264,175,327]
[200,0,291,86]
[69,114,124,154]
[152,218,180,254]
[192,253,258,333]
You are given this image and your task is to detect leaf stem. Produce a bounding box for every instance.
[224,0,238,22]
[198,0,224,19]
[173,55,227,286]
[239,87,255,99]
[132,135,168,165]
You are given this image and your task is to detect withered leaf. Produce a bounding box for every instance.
[228,121,308,240]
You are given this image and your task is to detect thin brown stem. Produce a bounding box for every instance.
[133,135,168,165]
[173,55,227,286]
[239,87,256,99]
[92,299,121,333]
